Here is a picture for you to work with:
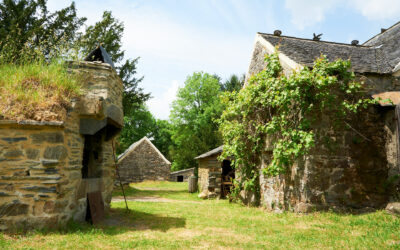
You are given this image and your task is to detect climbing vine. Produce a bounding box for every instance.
[218,50,375,199]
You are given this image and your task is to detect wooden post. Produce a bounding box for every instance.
[188,176,198,193]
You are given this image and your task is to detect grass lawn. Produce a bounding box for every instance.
[1,181,399,249]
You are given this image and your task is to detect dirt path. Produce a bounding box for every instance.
[112,196,175,203]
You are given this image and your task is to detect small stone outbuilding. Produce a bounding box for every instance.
[247,22,400,212]
[117,137,171,183]
[196,146,235,199]
[170,168,195,182]
[0,47,124,231]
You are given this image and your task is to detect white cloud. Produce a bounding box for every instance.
[284,0,339,30]
[284,0,400,30]
[147,80,181,120]
[348,0,400,20]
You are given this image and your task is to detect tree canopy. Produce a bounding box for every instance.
[220,74,245,92]
[0,0,85,63]
[79,11,150,114]
[169,72,223,171]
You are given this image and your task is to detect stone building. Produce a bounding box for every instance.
[170,168,195,182]
[246,23,400,212]
[196,146,235,199]
[117,137,171,183]
[0,47,124,231]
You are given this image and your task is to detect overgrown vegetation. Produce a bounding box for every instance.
[219,51,375,198]
[0,61,82,121]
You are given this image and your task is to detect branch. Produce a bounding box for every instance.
[344,121,371,142]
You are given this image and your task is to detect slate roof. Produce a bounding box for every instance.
[84,45,115,69]
[194,146,223,159]
[170,167,195,175]
[259,33,394,74]
[363,21,400,71]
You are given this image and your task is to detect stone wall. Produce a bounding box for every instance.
[170,168,194,182]
[255,70,400,212]
[118,139,170,183]
[198,156,222,198]
[0,61,123,231]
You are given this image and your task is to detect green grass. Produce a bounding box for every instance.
[113,181,199,201]
[0,61,81,121]
[1,181,399,249]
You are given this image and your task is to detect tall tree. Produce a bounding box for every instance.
[152,119,173,161]
[79,11,150,113]
[169,72,223,171]
[117,105,156,154]
[0,0,86,63]
[220,74,245,92]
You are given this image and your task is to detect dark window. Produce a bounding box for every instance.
[177,175,184,182]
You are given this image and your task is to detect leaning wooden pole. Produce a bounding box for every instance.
[112,139,129,212]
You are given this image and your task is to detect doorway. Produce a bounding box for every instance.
[221,160,235,198]
[177,175,184,182]
[81,129,105,223]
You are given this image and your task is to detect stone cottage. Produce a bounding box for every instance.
[0,47,124,231]
[246,23,400,212]
[196,146,235,199]
[117,136,171,183]
[170,167,195,182]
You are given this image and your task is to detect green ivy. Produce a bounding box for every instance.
[218,50,375,199]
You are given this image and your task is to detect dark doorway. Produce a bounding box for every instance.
[81,132,104,179]
[221,160,235,198]
[177,175,184,182]
[81,129,106,223]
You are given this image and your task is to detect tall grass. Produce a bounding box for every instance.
[0,33,83,122]
[0,61,82,121]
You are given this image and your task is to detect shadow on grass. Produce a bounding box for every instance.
[100,207,186,232]
[3,207,186,236]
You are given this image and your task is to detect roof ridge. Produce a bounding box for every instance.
[258,32,371,48]
[363,21,400,45]
[117,136,171,164]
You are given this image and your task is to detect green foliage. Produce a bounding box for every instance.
[79,11,150,113]
[219,50,374,197]
[0,0,85,64]
[117,105,156,154]
[220,74,245,92]
[80,11,152,156]
[152,119,173,160]
[170,72,223,171]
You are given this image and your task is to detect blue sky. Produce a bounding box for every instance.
[48,0,400,119]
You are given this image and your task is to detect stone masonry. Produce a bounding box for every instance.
[0,60,124,231]
[117,137,171,183]
[246,24,400,212]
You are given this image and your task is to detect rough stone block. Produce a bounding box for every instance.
[4,149,23,158]
[43,146,67,160]
[1,137,27,144]
[30,132,64,144]
[0,202,29,216]
[26,149,40,159]
[386,202,400,215]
